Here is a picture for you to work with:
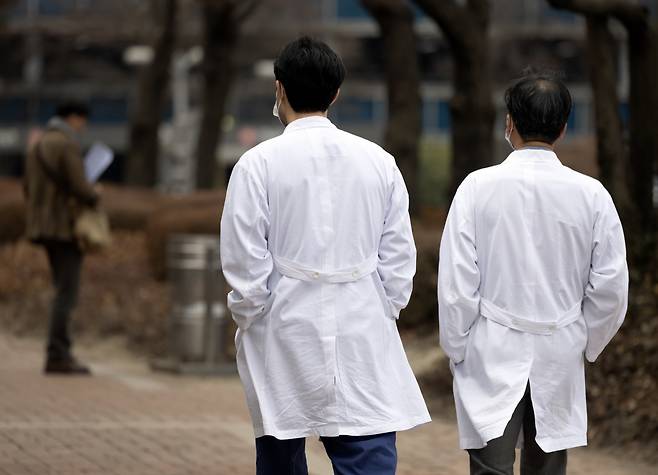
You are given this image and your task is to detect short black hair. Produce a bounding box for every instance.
[56,101,90,119]
[274,36,346,113]
[504,72,572,144]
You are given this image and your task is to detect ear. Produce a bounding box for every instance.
[557,123,567,142]
[276,80,287,101]
[330,88,340,106]
[506,114,514,133]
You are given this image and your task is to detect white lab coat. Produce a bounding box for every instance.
[220,116,430,440]
[438,148,628,452]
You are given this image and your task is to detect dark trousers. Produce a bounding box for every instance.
[255,432,397,475]
[43,240,82,362]
[468,385,567,475]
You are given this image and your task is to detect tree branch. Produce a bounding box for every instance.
[235,0,260,24]
[548,0,648,29]
[412,0,472,48]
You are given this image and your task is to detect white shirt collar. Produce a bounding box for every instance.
[503,147,561,165]
[283,116,336,134]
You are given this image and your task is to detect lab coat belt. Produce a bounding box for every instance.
[480,298,582,335]
[273,254,378,283]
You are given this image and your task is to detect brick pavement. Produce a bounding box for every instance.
[0,332,653,475]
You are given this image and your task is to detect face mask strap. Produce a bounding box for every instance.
[273,85,285,125]
[505,116,515,151]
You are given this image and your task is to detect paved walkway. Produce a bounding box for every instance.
[0,332,653,475]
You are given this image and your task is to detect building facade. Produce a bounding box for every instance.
[1,0,653,195]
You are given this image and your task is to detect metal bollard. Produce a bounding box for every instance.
[151,234,235,375]
[204,246,218,365]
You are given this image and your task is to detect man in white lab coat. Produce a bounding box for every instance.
[220,37,430,475]
[438,73,628,474]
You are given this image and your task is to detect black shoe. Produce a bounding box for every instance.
[44,358,91,375]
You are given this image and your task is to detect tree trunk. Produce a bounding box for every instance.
[361,0,422,215]
[584,17,630,204]
[548,0,657,275]
[412,0,495,200]
[195,1,239,190]
[626,25,658,271]
[584,15,639,254]
[126,0,177,186]
[450,38,495,197]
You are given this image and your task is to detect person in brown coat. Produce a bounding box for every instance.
[23,102,99,374]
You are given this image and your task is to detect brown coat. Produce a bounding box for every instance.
[23,126,99,242]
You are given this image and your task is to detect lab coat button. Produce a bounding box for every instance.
[313,272,320,279]
[352,270,359,278]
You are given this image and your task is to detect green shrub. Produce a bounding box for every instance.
[418,138,451,208]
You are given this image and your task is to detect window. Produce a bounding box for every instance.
[619,102,629,126]
[541,4,578,23]
[331,97,376,123]
[0,97,28,123]
[422,100,436,132]
[438,100,451,132]
[40,0,76,16]
[336,0,424,20]
[336,0,369,19]
[89,97,128,124]
[567,100,588,134]
[10,0,77,18]
[38,98,58,123]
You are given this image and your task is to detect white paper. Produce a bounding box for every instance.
[84,142,114,183]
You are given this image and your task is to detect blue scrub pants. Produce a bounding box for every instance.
[255,432,397,475]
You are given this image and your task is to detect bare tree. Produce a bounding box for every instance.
[583,16,626,199]
[548,0,658,273]
[361,0,422,215]
[412,0,495,198]
[126,0,178,186]
[194,0,259,189]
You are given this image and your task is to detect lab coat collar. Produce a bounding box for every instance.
[503,147,562,166]
[283,115,336,134]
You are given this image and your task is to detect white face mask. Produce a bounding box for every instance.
[272,98,279,118]
[505,128,514,150]
[505,116,515,150]
[273,93,287,126]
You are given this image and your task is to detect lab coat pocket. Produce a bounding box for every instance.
[371,272,396,320]
[235,271,281,332]
[261,269,283,318]
[460,316,481,364]
[573,316,588,355]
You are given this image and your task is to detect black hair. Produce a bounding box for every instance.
[56,100,90,119]
[274,36,346,113]
[504,71,572,144]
